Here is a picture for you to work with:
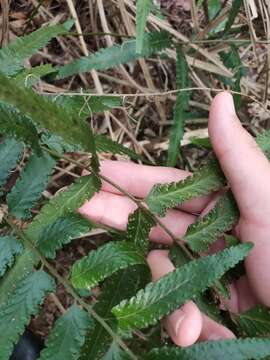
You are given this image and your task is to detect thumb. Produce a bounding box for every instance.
[208,91,270,224]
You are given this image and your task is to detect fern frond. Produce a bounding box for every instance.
[38,214,92,259]
[0,138,23,194]
[136,0,153,54]
[80,266,150,360]
[144,338,270,359]
[0,271,55,360]
[111,243,252,334]
[0,236,23,277]
[0,175,97,306]
[0,102,40,148]
[122,209,155,254]
[95,134,141,160]
[71,242,146,289]
[0,72,96,153]
[185,191,239,252]
[146,158,226,216]
[39,305,92,360]
[167,46,189,167]
[7,151,56,219]
[0,21,72,76]
[14,64,55,88]
[236,305,270,337]
[58,31,171,78]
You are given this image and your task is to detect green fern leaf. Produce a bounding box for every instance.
[0,175,97,306]
[111,243,252,334]
[58,31,171,78]
[0,138,23,194]
[38,214,92,259]
[223,0,243,36]
[136,0,153,54]
[0,21,72,76]
[95,134,141,160]
[185,191,239,252]
[0,271,55,360]
[122,209,155,254]
[236,305,270,337]
[53,95,122,119]
[80,266,150,360]
[7,151,56,219]
[144,338,270,359]
[0,72,96,153]
[0,236,23,277]
[14,64,55,88]
[257,129,270,159]
[39,305,92,360]
[146,157,226,216]
[71,242,146,289]
[0,102,40,148]
[167,46,189,166]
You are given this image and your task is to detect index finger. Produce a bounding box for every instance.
[99,160,213,214]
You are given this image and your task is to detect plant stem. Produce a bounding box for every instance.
[5,216,137,360]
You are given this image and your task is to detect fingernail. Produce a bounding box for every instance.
[169,309,185,338]
[224,92,236,115]
[208,333,223,341]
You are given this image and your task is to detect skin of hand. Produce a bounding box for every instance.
[78,92,270,347]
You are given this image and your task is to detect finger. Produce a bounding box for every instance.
[99,160,213,214]
[209,91,270,223]
[79,191,196,244]
[209,91,270,306]
[147,250,203,347]
[199,314,235,342]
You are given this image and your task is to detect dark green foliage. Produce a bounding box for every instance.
[236,305,270,337]
[0,21,72,76]
[71,242,146,289]
[146,157,226,216]
[0,138,23,194]
[58,31,171,78]
[0,236,23,277]
[80,266,150,360]
[223,0,243,36]
[0,271,55,359]
[7,151,56,219]
[14,64,55,88]
[144,338,270,359]
[0,102,40,149]
[39,305,93,360]
[112,244,252,334]
[167,46,189,166]
[37,214,92,259]
[185,191,239,252]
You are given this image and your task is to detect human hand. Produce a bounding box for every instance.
[78,92,270,347]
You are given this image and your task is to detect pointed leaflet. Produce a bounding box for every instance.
[236,305,270,337]
[111,243,252,334]
[14,64,55,88]
[58,31,171,78]
[0,138,23,194]
[79,266,150,360]
[0,271,55,360]
[136,0,153,54]
[71,242,146,289]
[0,72,96,153]
[223,0,243,36]
[37,214,92,259]
[39,305,92,360]
[185,191,239,252]
[123,208,155,254]
[0,102,40,149]
[167,46,189,167]
[144,338,270,360]
[0,21,72,76]
[7,151,56,219]
[0,175,97,306]
[146,157,226,216]
[0,236,23,277]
